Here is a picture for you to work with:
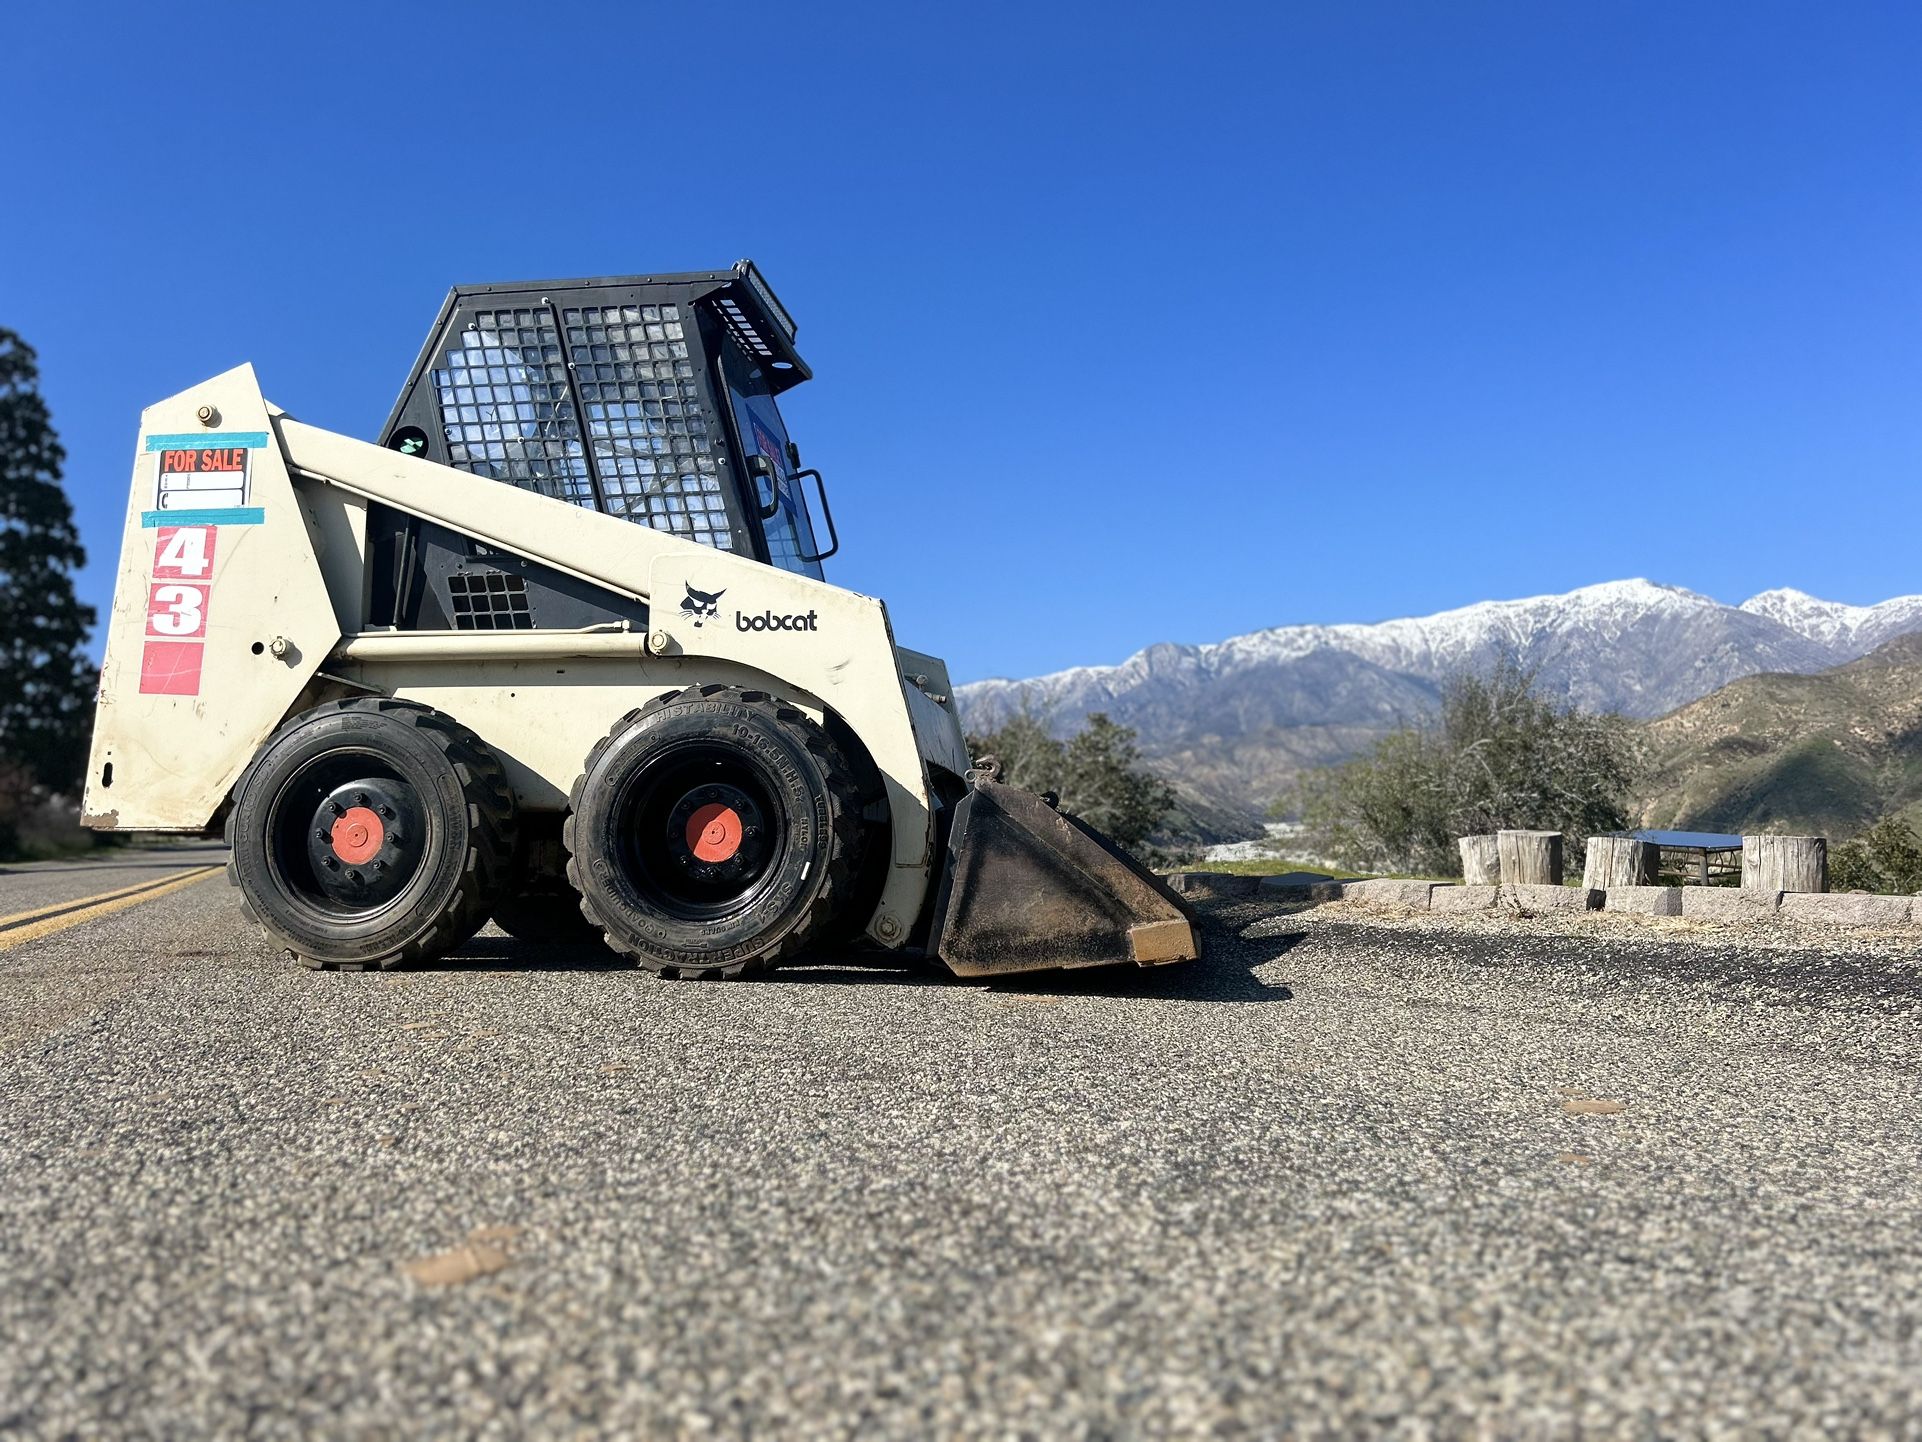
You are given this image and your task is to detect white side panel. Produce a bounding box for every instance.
[301,483,369,634]
[82,366,340,830]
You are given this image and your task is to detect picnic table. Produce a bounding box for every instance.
[1618,829,1743,885]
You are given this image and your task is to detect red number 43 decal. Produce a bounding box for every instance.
[146,582,209,639]
[153,525,216,580]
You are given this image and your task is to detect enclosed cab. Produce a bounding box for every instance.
[379,262,834,598]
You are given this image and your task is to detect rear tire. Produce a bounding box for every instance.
[564,685,867,979]
[226,698,516,970]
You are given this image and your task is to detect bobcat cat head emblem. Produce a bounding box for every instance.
[681,584,726,626]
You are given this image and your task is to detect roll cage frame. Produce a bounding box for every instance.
[378,260,827,577]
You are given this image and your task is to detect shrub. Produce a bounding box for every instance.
[1830,816,1922,894]
[1296,656,1640,875]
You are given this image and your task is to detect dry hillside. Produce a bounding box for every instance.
[1636,633,1922,838]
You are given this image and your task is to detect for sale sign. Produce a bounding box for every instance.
[139,430,268,523]
[153,444,251,512]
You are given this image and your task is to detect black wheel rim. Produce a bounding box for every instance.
[612,740,786,922]
[264,748,431,923]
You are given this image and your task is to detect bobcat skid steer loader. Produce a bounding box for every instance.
[81,262,1199,979]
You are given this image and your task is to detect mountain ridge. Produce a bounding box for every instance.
[955,580,1922,841]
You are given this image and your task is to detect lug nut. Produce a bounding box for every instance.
[372,860,386,873]
[323,856,339,870]
[355,791,369,806]
[330,800,345,815]
[316,828,331,842]
[347,869,361,883]
[378,805,393,819]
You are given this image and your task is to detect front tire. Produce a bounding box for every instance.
[564,685,867,979]
[226,698,516,970]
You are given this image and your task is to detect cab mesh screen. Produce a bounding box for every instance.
[447,571,533,630]
[432,304,734,552]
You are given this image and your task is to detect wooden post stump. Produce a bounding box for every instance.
[1457,834,1500,885]
[1497,830,1563,886]
[1742,835,1826,893]
[1582,836,1657,889]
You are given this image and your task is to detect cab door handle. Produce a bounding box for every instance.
[794,469,840,563]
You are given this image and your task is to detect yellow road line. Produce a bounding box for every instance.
[0,866,223,951]
[0,867,217,930]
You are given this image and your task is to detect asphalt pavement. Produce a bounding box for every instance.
[2,849,1919,1438]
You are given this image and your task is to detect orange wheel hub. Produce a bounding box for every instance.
[685,802,743,863]
[330,806,385,865]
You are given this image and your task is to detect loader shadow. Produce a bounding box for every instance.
[785,912,1302,1004]
[983,918,1302,1004]
[431,914,1303,1001]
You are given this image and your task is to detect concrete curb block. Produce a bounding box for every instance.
[1604,886,1683,917]
[1504,884,1601,912]
[1164,872,1260,901]
[1779,892,1913,928]
[1258,875,1348,904]
[1682,888,1782,921]
[1430,884,1500,913]
[1340,879,1436,910]
[1200,869,1922,934]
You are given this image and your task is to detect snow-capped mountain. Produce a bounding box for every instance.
[955,580,1922,838]
[1737,588,1922,654]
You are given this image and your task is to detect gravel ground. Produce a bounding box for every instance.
[2,858,1920,1438]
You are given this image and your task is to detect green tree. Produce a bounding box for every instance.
[0,330,96,857]
[1830,815,1922,894]
[1297,656,1641,875]
[1057,713,1177,854]
[967,702,1174,854]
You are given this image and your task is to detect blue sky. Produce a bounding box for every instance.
[5,1,1918,683]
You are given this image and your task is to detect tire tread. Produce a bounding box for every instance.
[225,697,517,971]
[563,686,865,980]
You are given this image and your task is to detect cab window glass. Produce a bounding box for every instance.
[722,352,823,580]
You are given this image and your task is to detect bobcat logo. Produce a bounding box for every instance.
[681,583,726,627]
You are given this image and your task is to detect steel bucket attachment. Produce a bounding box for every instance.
[927,778,1202,978]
